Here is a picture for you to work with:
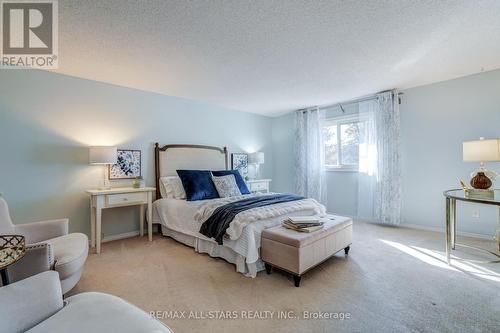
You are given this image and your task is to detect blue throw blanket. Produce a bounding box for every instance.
[199,194,304,245]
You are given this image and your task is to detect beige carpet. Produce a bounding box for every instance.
[69,222,500,333]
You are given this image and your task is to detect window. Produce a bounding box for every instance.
[323,115,367,171]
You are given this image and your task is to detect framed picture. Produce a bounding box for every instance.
[231,153,248,175]
[109,149,141,179]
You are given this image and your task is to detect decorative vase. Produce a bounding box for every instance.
[470,172,492,190]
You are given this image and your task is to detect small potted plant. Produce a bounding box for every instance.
[132,176,144,188]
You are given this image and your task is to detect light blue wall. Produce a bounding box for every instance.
[0,70,273,238]
[401,69,500,236]
[271,113,294,193]
[272,69,500,236]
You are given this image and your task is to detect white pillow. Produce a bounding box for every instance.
[212,175,241,198]
[159,177,169,198]
[159,176,186,199]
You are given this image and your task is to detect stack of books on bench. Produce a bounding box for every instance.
[282,216,324,233]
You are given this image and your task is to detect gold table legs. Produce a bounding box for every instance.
[445,197,500,264]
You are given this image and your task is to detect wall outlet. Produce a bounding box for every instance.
[472,210,480,218]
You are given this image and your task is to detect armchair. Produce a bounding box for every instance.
[0,271,172,333]
[0,196,88,293]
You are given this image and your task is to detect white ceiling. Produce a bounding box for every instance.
[55,0,500,116]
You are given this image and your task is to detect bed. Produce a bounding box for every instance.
[151,143,325,277]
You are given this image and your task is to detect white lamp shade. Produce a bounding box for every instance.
[249,152,264,164]
[89,146,117,164]
[463,139,500,162]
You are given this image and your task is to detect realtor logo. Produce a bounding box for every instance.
[1,0,58,68]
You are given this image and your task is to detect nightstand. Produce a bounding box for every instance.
[247,179,272,193]
[86,187,155,254]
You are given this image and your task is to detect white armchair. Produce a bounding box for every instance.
[0,271,173,333]
[0,196,88,293]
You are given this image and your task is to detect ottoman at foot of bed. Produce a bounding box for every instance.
[261,215,353,287]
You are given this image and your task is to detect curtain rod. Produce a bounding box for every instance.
[314,90,404,112]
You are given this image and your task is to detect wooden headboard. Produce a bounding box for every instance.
[154,143,228,198]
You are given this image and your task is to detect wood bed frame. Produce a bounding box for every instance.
[154,143,228,199]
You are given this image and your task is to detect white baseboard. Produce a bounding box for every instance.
[92,224,492,244]
[352,217,493,240]
[101,230,141,243]
[401,223,493,240]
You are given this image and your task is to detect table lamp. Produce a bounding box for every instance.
[89,146,117,189]
[463,137,500,189]
[249,152,264,179]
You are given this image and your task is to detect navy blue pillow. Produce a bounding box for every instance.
[212,170,250,195]
[176,170,219,201]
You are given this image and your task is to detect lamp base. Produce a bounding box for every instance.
[99,165,111,190]
[470,172,492,190]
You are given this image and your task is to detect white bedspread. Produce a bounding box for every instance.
[152,193,325,265]
[194,194,325,240]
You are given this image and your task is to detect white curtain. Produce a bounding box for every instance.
[357,100,378,221]
[295,107,327,204]
[357,90,401,225]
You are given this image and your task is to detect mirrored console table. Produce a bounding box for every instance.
[443,189,500,264]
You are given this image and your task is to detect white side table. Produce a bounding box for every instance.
[86,187,155,254]
[246,179,272,193]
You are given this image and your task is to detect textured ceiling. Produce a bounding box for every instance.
[54,0,500,116]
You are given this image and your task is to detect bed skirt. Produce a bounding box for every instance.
[160,226,264,278]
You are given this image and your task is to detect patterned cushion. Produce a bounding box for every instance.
[211,170,250,194]
[212,175,241,198]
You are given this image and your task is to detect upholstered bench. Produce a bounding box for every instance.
[261,215,352,287]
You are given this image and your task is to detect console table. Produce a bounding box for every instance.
[86,187,155,254]
[443,189,500,264]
